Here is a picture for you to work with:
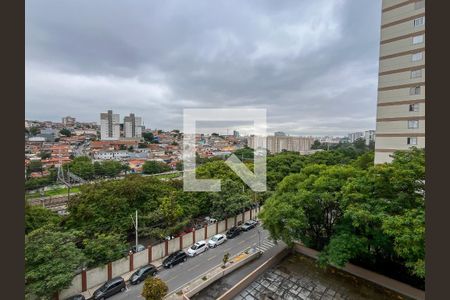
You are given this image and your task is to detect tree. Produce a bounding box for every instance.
[175,161,183,171]
[59,128,72,137]
[138,142,148,148]
[27,160,43,173]
[233,147,254,161]
[311,140,322,150]
[142,161,171,174]
[38,151,52,160]
[66,156,95,180]
[29,126,40,136]
[143,132,154,142]
[25,227,85,299]
[25,204,61,234]
[82,233,128,268]
[141,277,168,300]
[223,252,230,267]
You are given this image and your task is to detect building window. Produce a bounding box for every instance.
[412,52,423,61]
[411,69,422,78]
[408,120,419,129]
[415,0,425,10]
[412,35,424,44]
[409,103,420,112]
[410,86,421,95]
[407,137,418,145]
[414,16,425,27]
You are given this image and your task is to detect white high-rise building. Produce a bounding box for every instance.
[100,110,120,140]
[375,0,425,163]
[124,113,143,138]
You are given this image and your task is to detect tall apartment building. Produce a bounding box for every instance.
[348,130,376,145]
[374,0,425,164]
[100,110,120,140]
[62,116,76,127]
[123,113,143,138]
[248,135,314,154]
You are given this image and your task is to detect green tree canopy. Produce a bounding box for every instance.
[59,128,72,137]
[142,161,171,174]
[82,233,128,268]
[25,204,61,234]
[141,277,168,300]
[25,227,85,299]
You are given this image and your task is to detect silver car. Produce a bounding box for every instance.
[208,234,227,248]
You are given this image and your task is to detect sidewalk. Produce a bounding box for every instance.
[80,257,165,299]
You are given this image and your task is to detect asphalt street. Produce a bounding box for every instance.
[108,225,278,300]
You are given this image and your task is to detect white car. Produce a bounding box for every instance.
[187,240,208,256]
[208,234,227,248]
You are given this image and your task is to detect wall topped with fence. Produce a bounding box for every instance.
[58,207,260,299]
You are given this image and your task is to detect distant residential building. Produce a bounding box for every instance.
[375,0,425,163]
[93,150,130,160]
[348,130,376,145]
[36,128,59,142]
[248,135,314,154]
[274,131,287,137]
[364,130,376,146]
[100,110,120,140]
[233,130,240,137]
[62,116,76,127]
[124,113,143,138]
[348,132,365,143]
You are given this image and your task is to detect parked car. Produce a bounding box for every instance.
[187,240,208,256]
[130,264,158,285]
[162,250,188,268]
[204,216,218,224]
[226,226,242,239]
[240,220,258,231]
[65,295,85,300]
[92,277,126,300]
[131,244,145,253]
[208,234,227,248]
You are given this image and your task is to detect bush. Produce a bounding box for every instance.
[141,277,168,300]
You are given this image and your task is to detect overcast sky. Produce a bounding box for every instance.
[25,0,381,136]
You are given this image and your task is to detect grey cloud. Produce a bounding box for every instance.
[26,0,381,136]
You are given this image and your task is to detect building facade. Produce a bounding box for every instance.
[123,113,143,138]
[248,135,314,154]
[100,110,120,140]
[375,0,425,164]
[62,116,76,127]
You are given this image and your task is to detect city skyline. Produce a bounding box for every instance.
[26,0,381,136]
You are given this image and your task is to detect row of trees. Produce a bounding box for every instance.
[24,142,380,298]
[259,148,425,288]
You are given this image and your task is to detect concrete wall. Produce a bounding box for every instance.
[60,208,257,299]
[183,233,193,247]
[86,266,108,290]
[134,249,149,269]
[111,257,130,278]
[217,220,226,233]
[227,216,235,229]
[244,210,250,221]
[293,243,425,300]
[195,227,205,242]
[207,224,216,239]
[168,238,179,255]
[152,243,165,261]
[59,273,82,299]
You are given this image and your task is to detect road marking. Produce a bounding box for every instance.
[187,265,199,272]
[207,255,217,261]
[165,275,178,283]
[249,234,257,239]
[223,247,232,252]
[238,240,246,245]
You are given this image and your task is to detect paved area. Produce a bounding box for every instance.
[233,254,412,300]
[234,268,348,300]
[108,225,277,300]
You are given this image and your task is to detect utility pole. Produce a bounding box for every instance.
[131,210,138,249]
